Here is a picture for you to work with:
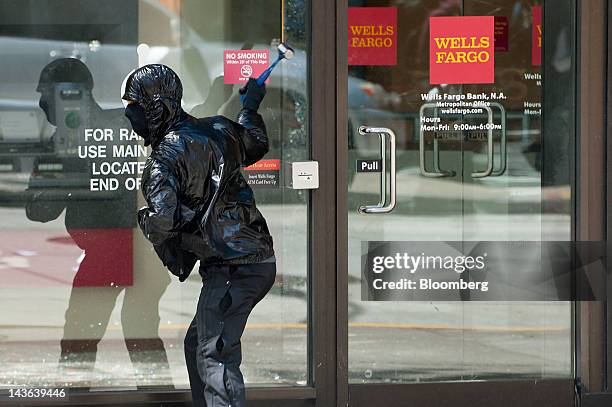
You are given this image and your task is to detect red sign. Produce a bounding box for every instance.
[69,228,133,287]
[494,16,509,52]
[429,16,495,84]
[224,50,269,84]
[532,6,542,66]
[348,7,397,66]
[243,159,280,188]
[244,159,280,171]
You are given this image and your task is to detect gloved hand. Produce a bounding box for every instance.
[239,77,266,112]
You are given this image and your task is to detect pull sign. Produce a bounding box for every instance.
[356,159,382,173]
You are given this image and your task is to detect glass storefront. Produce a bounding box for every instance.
[0,0,309,390]
[1,0,610,406]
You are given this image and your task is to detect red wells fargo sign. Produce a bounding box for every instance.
[429,16,495,84]
[348,7,397,66]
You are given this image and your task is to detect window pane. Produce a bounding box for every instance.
[0,0,309,390]
[347,0,573,383]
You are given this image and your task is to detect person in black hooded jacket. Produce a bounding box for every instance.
[121,64,276,407]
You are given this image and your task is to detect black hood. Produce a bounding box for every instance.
[122,64,185,148]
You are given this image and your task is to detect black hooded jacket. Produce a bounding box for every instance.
[123,65,274,281]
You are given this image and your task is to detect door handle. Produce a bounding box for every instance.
[489,102,507,177]
[471,105,494,178]
[420,103,455,177]
[357,126,396,214]
[419,102,503,179]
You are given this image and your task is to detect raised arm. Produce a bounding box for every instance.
[231,78,269,167]
[230,108,269,167]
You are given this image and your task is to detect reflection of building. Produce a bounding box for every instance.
[23,57,173,387]
[0,0,611,406]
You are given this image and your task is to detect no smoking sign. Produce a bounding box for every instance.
[240,65,253,77]
[224,50,269,84]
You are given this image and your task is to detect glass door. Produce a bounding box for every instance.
[346,0,575,404]
[0,0,314,404]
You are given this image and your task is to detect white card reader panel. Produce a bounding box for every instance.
[290,161,319,189]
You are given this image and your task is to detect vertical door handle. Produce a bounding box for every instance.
[489,102,507,177]
[420,103,455,177]
[471,105,494,178]
[357,126,396,214]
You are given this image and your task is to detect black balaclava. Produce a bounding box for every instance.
[124,102,151,145]
[121,64,184,149]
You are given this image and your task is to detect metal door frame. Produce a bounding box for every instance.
[578,0,612,405]
[335,1,609,406]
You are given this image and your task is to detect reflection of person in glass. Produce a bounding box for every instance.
[24,58,173,386]
[122,64,276,407]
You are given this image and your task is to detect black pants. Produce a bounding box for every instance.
[184,262,276,407]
